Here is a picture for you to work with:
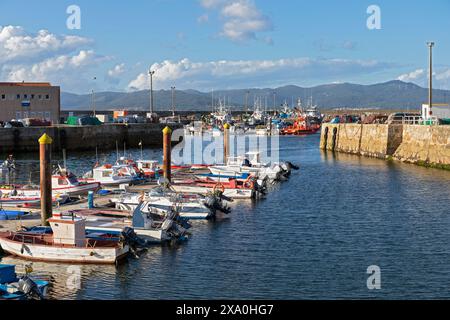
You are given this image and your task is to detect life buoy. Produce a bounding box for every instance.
[213,183,225,194]
[244,180,254,189]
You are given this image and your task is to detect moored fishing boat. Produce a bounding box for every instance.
[0,213,130,264]
[63,206,190,244]
[112,186,231,219]
[280,116,320,135]
[0,169,100,198]
[0,194,69,208]
[81,164,141,187]
[208,152,296,181]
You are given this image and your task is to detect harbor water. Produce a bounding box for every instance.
[1,134,450,299]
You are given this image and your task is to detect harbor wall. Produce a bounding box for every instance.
[393,125,450,165]
[0,123,183,153]
[320,123,450,167]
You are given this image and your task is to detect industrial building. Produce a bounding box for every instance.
[0,82,60,124]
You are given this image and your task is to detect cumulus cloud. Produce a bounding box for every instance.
[397,67,450,89]
[107,63,126,78]
[5,50,107,83]
[398,69,425,82]
[199,0,273,42]
[128,57,394,91]
[0,25,110,93]
[0,25,92,63]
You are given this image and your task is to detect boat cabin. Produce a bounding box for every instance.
[48,213,86,247]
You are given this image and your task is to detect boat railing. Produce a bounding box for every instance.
[401,115,439,126]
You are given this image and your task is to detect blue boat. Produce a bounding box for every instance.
[0,264,49,300]
[0,210,28,221]
[195,172,252,181]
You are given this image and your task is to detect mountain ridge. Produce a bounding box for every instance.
[61,80,450,111]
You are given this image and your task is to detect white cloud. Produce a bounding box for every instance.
[108,63,126,78]
[199,0,225,9]
[199,0,273,42]
[128,57,393,91]
[5,50,106,82]
[0,25,110,93]
[398,69,425,82]
[396,67,450,89]
[0,25,92,63]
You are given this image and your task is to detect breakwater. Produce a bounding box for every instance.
[0,123,183,153]
[320,123,450,168]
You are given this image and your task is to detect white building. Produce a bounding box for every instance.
[422,103,450,120]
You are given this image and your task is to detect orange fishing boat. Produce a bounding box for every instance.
[280,116,321,135]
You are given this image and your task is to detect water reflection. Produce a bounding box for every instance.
[1,135,450,299]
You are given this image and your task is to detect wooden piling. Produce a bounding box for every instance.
[39,133,53,226]
[162,126,172,182]
[223,123,230,164]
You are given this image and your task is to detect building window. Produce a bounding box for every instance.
[24,94,28,99]
[45,94,50,100]
[45,112,51,120]
[38,94,42,100]
[1,94,5,100]
[15,112,21,119]
[16,94,20,99]
[31,94,35,99]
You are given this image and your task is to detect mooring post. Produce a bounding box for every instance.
[162,126,172,182]
[39,133,53,226]
[223,123,230,164]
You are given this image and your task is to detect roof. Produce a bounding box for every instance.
[0,82,52,87]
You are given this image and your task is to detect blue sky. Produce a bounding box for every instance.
[0,0,449,93]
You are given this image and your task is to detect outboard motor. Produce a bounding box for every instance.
[204,194,231,216]
[18,276,44,300]
[255,179,268,196]
[120,227,149,256]
[285,161,299,171]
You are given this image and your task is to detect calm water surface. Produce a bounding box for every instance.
[1,135,450,299]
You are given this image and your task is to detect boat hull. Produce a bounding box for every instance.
[171,184,254,199]
[0,237,129,264]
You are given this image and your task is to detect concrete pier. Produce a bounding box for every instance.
[320,123,450,168]
[0,123,183,153]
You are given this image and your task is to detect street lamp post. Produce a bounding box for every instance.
[92,76,97,117]
[171,86,176,117]
[149,70,155,116]
[427,42,435,117]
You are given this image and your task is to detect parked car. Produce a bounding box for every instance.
[3,120,25,128]
[19,118,52,127]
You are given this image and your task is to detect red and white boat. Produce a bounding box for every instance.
[135,160,163,178]
[0,194,69,208]
[170,176,262,199]
[0,169,100,198]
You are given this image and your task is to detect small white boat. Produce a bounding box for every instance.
[0,213,130,264]
[82,164,139,187]
[135,160,162,178]
[0,194,69,207]
[66,206,190,243]
[0,169,99,198]
[112,187,230,219]
[208,152,296,181]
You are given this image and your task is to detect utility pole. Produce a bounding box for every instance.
[171,86,176,117]
[149,70,155,115]
[273,91,276,110]
[427,42,435,117]
[92,76,96,117]
[245,90,249,115]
